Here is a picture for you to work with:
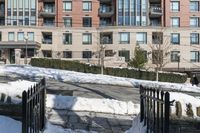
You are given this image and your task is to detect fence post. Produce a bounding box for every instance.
[140,86,144,122]
[165,92,170,133]
[41,78,46,129]
[22,91,27,133]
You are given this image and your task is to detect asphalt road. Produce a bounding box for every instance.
[46,79,140,103]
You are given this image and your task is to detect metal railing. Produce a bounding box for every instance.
[140,85,170,133]
[22,78,46,133]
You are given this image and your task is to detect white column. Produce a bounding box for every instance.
[15,49,21,64]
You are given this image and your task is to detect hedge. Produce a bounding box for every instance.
[30,58,187,83]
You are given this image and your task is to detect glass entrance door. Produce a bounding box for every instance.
[9,49,15,64]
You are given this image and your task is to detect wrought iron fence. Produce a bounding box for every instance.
[22,78,46,133]
[140,85,170,133]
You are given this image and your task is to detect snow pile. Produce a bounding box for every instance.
[170,92,200,117]
[0,115,21,133]
[46,94,140,115]
[0,80,36,103]
[1,65,200,93]
[125,115,146,133]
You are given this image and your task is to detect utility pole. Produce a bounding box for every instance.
[100,44,105,75]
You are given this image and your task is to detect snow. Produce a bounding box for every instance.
[0,80,36,103]
[0,115,21,133]
[125,115,146,133]
[1,65,200,94]
[46,94,140,115]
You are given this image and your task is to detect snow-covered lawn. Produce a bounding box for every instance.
[1,65,200,93]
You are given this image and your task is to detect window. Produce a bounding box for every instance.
[152,32,163,44]
[119,32,130,44]
[83,17,92,27]
[105,50,114,57]
[152,50,163,64]
[63,33,72,44]
[8,32,14,41]
[28,32,34,41]
[190,33,199,44]
[83,1,92,11]
[82,33,92,44]
[171,33,180,44]
[136,32,147,44]
[190,17,199,27]
[190,1,199,12]
[171,51,180,62]
[63,17,72,27]
[42,32,52,44]
[63,51,72,58]
[171,17,180,27]
[17,32,24,41]
[63,1,72,11]
[170,1,180,12]
[118,50,130,61]
[82,51,92,58]
[42,50,52,57]
[191,51,199,62]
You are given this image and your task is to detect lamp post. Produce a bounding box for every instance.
[24,35,28,64]
[177,53,180,71]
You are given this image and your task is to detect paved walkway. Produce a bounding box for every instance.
[47,108,134,133]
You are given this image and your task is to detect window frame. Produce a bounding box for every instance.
[119,32,130,44]
[170,1,180,12]
[63,1,72,12]
[171,17,180,27]
[82,33,92,44]
[171,33,180,45]
[136,32,147,44]
[82,1,92,11]
[190,33,199,44]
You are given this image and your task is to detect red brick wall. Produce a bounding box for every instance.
[164,0,200,27]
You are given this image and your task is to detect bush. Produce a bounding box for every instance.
[186,103,194,117]
[175,101,182,118]
[30,58,187,83]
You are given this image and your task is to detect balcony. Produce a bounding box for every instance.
[99,7,114,17]
[100,32,113,44]
[39,7,55,18]
[100,0,112,3]
[149,7,163,18]
[42,39,52,44]
[0,10,4,17]
[39,0,55,2]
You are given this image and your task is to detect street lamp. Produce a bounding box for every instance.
[177,53,181,71]
[24,35,29,64]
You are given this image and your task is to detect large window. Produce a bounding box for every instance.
[63,17,72,27]
[170,1,180,12]
[171,51,180,62]
[171,33,180,44]
[82,51,92,58]
[17,32,24,41]
[63,33,72,44]
[83,17,92,27]
[118,50,130,61]
[190,17,199,27]
[190,1,199,12]
[119,32,130,44]
[63,51,72,58]
[8,32,14,41]
[191,51,199,62]
[83,1,92,11]
[171,17,180,27]
[136,32,147,44]
[28,32,34,41]
[63,1,72,11]
[82,33,92,44]
[190,33,199,44]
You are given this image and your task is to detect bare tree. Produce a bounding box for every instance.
[149,30,171,81]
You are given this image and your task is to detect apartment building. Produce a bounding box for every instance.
[0,0,199,71]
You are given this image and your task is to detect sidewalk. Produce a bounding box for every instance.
[47,108,134,133]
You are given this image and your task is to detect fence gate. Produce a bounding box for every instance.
[140,85,170,133]
[22,78,46,133]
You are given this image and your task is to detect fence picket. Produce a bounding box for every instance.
[140,86,170,133]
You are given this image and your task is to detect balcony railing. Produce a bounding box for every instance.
[149,7,163,17]
[42,39,52,44]
[99,7,114,17]
[43,22,55,27]
[100,38,112,44]
[39,7,55,17]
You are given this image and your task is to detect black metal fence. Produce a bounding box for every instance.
[22,78,46,133]
[140,85,170,133]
